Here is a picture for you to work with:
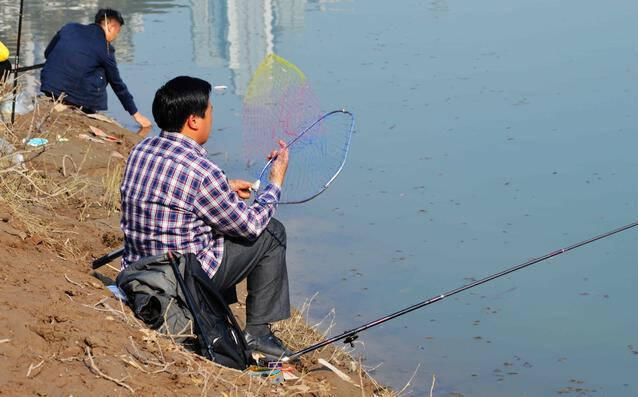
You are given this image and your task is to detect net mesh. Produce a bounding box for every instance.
[255,110,354,203]
[242,53,322,167]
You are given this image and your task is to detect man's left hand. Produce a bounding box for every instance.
[229,179,252,199]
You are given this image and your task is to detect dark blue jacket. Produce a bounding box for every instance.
[41,23,138,115]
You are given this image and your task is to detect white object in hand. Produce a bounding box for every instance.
[251,179,261,192]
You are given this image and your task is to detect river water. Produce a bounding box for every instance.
[2,0,637,395]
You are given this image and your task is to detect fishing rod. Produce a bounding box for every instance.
[91,222,638,362]
[11,0,25,124]
[13,62,44,73]
[92,247,124,269]
[282,219,638,362]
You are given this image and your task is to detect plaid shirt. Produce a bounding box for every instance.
[120,131,280,277]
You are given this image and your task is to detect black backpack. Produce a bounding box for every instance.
[178,252,252,369]
[117,252,252,370]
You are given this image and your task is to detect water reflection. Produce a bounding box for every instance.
[0,0,317,97]
[188,0,310,95]
[0,0,179,96]
[0,0,179,64]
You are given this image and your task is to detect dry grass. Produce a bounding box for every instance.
[100,158,123,214]
[0,80,128,259]
[273,294,350,362]
[0,82,93,259]
[273,294,399,396]
[80,294,337,396]
[74,276,399,396]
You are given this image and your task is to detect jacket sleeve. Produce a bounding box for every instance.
[101,48,138,115]
[44,31,61,59]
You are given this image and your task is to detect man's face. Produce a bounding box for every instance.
[105,21,122,42]
[198,101,213,144]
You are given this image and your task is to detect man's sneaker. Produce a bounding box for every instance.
[244,329,294,360]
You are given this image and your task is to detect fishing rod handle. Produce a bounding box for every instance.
[91,247,124,269]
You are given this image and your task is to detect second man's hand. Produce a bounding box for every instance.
[229,179,253,199]
[133,111,152,128]
[136,125,152,138]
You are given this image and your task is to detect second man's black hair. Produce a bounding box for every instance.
[152,76,212,132]
[95,8,125,26]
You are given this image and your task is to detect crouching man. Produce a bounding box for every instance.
[41,8,151,127]
[119,76,293,359]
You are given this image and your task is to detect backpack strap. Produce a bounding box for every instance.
[179,252,253,369]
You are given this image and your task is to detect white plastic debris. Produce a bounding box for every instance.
[0,138,24,166]
[213,85,228,94]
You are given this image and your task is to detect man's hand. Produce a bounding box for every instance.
[229,179,252,200]
[136,125,151,138]
[268,140,289,188]
[133,112,152,128]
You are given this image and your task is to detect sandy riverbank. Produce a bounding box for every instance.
[0,96,395,396]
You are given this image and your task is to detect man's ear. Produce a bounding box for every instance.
[185,114,199,130]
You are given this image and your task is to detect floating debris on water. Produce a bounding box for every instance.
[213,85,228,94]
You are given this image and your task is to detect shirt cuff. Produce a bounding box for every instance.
[256,183,281,204]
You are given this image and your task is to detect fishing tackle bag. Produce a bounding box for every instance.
[116,252,251,369]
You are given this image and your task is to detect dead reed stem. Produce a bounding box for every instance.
[85,346,134,393]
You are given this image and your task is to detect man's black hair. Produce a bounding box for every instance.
[95,8,125,26]
[152,76,212,132]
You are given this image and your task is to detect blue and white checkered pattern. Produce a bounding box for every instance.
[120,131,280,278]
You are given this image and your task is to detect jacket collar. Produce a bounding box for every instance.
[90,23,116,54]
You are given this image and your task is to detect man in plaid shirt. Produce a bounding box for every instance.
[120,76,292,359]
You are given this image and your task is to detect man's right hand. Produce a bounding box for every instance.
[268,140,289,188]
[133,112,152,128]
[136,125,151,138]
